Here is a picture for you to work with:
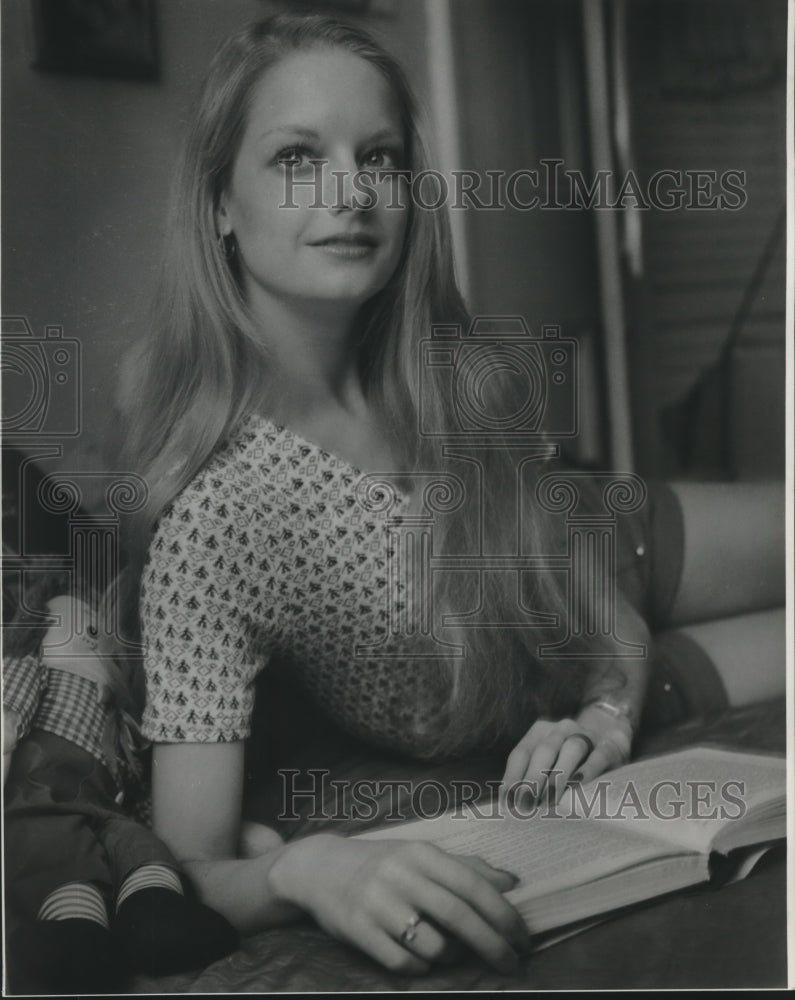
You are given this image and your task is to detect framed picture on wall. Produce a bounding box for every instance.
[30,0,158,80]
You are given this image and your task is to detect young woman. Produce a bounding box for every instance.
[121,13,784,976]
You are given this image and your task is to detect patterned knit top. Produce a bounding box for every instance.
[139,412,452,754]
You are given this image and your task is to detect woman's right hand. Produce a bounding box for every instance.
[151,742,528,972]
[267,833,529,976]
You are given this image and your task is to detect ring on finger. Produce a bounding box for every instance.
[399,913,422,947]
[566,732,595,758]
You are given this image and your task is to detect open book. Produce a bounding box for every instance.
[357,747,786,936]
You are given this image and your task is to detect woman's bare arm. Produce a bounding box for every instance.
[152,741,530,974]
[152,741,303,932]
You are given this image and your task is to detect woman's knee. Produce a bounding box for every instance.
[665,481,785,626]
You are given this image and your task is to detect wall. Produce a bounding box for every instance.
[626,0,787,479]
[449,0,604,461]
[452,0,598,327]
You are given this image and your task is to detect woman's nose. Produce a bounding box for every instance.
[324,156,366,212]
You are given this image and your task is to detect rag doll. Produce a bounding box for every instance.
[3,586,239,994]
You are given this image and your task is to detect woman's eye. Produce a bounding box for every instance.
[361,147,401,171]
[275,145,313,168]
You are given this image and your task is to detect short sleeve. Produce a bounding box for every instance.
[139,482,265,743]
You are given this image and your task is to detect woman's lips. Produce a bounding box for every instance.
[309,234,378,258]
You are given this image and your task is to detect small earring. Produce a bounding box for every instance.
[217,232,235,259]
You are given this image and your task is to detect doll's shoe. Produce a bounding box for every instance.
[7,918,130,994]
[114,887,239,975]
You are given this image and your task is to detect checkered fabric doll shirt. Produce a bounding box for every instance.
[4,654,110,770]
[140,412,453,756]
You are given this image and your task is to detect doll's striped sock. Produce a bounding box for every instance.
[37,881,109,928]
[113,865,238,975]
[14,883,124,992]
[116,863,183,910]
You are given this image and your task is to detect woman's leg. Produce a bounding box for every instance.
[664,481,785,628]
[638,481,787,722]
[656,607,786,709]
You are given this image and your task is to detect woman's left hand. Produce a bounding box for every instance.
[499,708,633,808]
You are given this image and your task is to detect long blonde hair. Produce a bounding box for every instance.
[123,13,597,758]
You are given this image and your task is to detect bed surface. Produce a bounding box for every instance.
[128,698,787,993]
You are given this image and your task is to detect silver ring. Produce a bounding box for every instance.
[567,732,595,758]
[399,913,421,946]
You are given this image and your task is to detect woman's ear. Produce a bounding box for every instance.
[215,192,233,238]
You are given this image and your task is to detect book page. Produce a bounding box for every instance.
[360,802,673,898]
[357,747,784,893]
[557,746,786,854]
[431,808,670,897]
[358,747,785,863]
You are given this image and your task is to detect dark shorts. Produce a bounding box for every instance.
[612,481,729,729]
[612,480,685,630]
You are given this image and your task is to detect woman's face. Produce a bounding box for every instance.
[217,48,409,320]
